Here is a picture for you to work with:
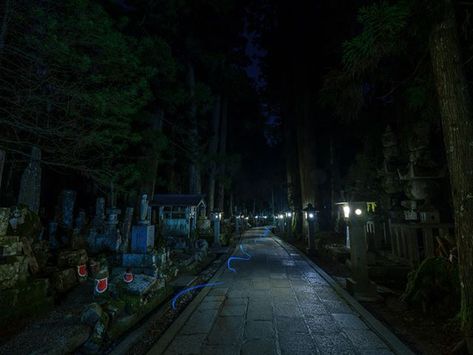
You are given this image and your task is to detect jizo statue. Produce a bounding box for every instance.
[140,194,149,222]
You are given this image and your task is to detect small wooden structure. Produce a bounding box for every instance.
[388,221,454,266]
[150,194,206,242]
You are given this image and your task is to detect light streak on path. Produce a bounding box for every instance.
[227,243,252,272]
[239,244,252,259]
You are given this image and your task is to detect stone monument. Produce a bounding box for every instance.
[346,202,378,301]
[18,146,42,213]
[122,194,158,278]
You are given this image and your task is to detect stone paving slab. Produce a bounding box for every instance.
[149,227,408,355]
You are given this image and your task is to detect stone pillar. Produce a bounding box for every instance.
[307,216,317,254]
[235,216,240,234]
[120,207,134,253]
[18,146,41,213]
[93,197,105,230]
[49,221,58,250]
[105,207,121,252]
[304,204,318,255]
[75,210,86,231]
[59,190,76,228]
[212,211,221,247]
[346,202,377,301]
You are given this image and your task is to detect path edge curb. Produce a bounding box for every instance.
[146,246,236,355]
[273,236,415,355]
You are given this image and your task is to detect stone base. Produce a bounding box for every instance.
[88,233,121,253]
[346,277,379,302]
[122,253,157,268]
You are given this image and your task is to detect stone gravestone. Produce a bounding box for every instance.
[59,190,76,228]
[123,195,157,278]
[49,221,59,250]
[104,208,121,252]
[93,197,106,231]
[18,147,41,213]
[75,209,87,231]
[131,195,154,253]
[120,207,134,252]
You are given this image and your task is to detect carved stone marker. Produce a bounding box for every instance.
[59,190,76,228]
[139,194,149,224]
[120,207,134,252]
[93,197,106,230]
[18,147,41,213]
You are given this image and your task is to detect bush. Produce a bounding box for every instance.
[401,257,460,316]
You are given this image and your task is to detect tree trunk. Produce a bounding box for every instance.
[0,0,10,54]
[0,150,5,194]
[296,89,318,209]
[141,109,163,197]
[329,135,340,227]
[150,110,163,197]
[430,0,473,351]
[207,95,221,213]
[187,60,201,194]
[217,96,228,212]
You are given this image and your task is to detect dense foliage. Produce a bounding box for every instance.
[0,0,258,203]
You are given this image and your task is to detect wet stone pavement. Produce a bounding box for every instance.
[151,227,395,355]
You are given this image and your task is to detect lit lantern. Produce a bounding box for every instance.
[343,205,351,219]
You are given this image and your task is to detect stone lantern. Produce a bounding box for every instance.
[211,210,222,247]
[303,204,318,255]
[336,202,351,248]
[345,201,377,301]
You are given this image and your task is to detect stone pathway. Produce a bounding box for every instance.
[149,227,398,355]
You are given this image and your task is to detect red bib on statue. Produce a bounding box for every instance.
[95,277,108,293]
[77,264,88,277]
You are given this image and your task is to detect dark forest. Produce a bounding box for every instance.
[1,0,473,354]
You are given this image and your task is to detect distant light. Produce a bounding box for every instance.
[343,206,351,218]
[255,216,259,219]
[308,213,314,219]
[355,209,362,216]
[278,214,284,219]
[286,212,292,217]
[245,217,249,220]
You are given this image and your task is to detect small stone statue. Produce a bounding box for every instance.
[139,194,149,223]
